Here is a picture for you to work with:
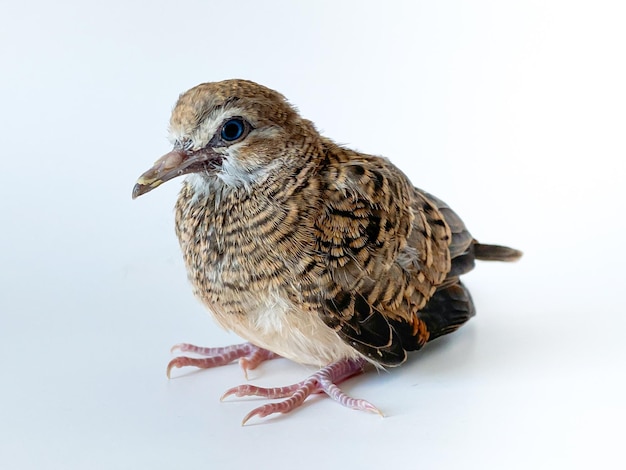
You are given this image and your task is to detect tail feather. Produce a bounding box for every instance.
[473,243,522,262]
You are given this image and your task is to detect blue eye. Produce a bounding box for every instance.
[221,118,245,141]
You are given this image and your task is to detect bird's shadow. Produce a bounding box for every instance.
[342,325,481,417]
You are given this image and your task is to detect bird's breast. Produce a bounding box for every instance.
[175,191,293,308]
[173,180,355,365]
[220,290,360,367]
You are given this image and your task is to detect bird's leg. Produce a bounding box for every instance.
[221,357,382,425]
[167,342,279,378]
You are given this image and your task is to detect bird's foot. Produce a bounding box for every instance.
[221,357,383,425]
[167,342,278,379]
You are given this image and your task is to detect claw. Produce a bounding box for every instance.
[238,349,279,379]
[170,343,183,354]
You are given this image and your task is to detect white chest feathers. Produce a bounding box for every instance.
[212,291,360,367]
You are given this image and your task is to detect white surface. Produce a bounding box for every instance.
[1,1,625,469]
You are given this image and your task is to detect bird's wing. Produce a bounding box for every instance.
[415,189,476,280]
[312,151,454,366]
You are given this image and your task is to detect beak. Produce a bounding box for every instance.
[132,148,222,199]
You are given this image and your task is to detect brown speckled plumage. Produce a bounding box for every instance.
[133,79,522,423]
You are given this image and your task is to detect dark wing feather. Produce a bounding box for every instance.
[313,147,455,366]
[416,190,475,280]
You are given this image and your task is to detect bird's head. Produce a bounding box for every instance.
[132,79,317,199]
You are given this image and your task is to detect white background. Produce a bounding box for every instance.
[1,1,625,468]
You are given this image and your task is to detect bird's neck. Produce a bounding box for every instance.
[174,152,321,242]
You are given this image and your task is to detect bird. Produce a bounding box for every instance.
[132,79,522,425]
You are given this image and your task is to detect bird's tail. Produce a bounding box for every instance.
[473,242,523,262]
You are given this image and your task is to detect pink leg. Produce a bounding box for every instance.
[221,358,383,425]
[167,342,278,378]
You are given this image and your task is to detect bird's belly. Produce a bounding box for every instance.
[210,291,360,367]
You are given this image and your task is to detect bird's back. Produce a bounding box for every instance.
[308,141,519,366]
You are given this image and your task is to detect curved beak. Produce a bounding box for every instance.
[132,148,222,199]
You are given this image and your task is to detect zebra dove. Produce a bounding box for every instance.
[132,79,521,424]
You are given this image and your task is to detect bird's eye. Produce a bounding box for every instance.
[221,119,245,141]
